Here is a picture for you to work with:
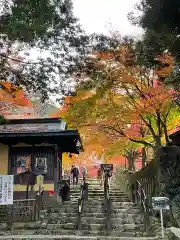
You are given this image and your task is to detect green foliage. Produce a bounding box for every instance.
[0,0,91,101]
[0,115,7,124]
[135,31,178,67]
[105,141,141,172]
[104,140,140,158]
[129,0,180,88]
[114,168,131,195]
[132,0,180,34]
[0,0,122,102]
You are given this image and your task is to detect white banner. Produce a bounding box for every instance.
[0,175,14,205]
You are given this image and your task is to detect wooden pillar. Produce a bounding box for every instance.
[8,144,12,174]
[54,145,62,191]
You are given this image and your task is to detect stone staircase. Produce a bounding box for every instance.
[78,182,157,239]
[0,178,158,239]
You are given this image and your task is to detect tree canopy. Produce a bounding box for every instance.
[132,0,180,34]
[0,0,91,101]
[129,0,180,89]
[0,0,121,103]
[64,46,180,157]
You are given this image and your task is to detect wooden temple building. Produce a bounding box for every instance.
[0,117,83,199]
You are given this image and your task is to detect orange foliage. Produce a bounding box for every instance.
[0,81,36,119]
[82,48,179,147]
[154,52,174,79]
[51,91,95,118]
[52,47,177,167]
[0,82,32,107]
[94,45,135,66]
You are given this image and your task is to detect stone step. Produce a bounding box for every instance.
[47,223,76,230]
[81,205,139,212]
[60,201,78,205]
[0,234,158,239]
[82,213,105,218]
[82,207,140,214]
[111,202,134,206]
[111,206,140,211]
[40,210,78,217]
[111,209,141,213]
[81,217,142,225]
[54,208,78,213]
[82,212,142,218]
[110,193,129,195]
[83,208,105,213]
[78,230,147,237]
[86,193,105,195]
[111,213,142,219]
[57,212,78,218]
[110,195,130,197]
[112,223,145,231]
[83,204,104,208]
[83,199,132,203]
[36,228,144,237]
[109,196,129,199]
[41,212,78,217]
[84,199,104,204]
[81,217,105,224]
[109,193,130,196]
[110,193,130,196]
[85,198,105,201]
[81,217,121,224]
[44,207,78,213]
[80,223,144,231]
[110,198,131,202]
[58,202,78,207]
[40,216,77,224]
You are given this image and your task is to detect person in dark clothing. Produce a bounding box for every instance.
[59,181,70,202]
[71,165,79,185]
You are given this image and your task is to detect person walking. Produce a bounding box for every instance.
[71,165,79,185]
[107,170,112,190]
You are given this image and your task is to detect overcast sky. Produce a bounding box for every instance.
[40,0,144,106]
[72,0,143,37]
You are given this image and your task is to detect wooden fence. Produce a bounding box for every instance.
[131,159,158,206]
[0,194,43,222]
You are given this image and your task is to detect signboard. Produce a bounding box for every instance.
[0,175,14,205]
[0,120,67,133]
[101,164,113,172]
[152,197,170,210]
[16,155,31,174]
[35,158,47,175]
[152,196,170,239]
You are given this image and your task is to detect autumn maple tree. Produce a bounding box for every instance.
[104,138,142,172]
[65,46,180,160]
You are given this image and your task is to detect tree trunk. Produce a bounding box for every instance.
[155,136,161,150]
[153,138,162,195]
[127,157,135,172]
[142,147,146,169]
